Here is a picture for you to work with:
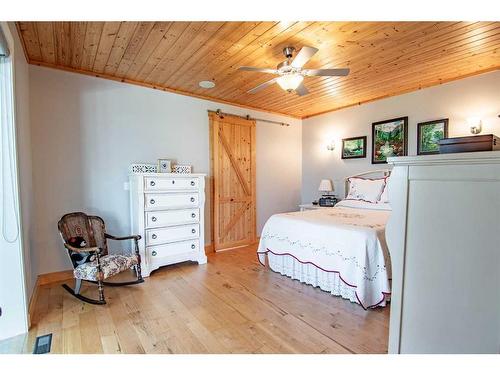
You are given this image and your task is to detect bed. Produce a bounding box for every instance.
[257,170,392,309]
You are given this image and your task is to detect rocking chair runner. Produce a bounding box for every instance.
[58,212,144,305]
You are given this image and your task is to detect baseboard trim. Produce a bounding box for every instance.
[214,237,260,253]
[28,270,73,328]
[38,270,73,286]
[204,243,214,254]
[27,281,39,329]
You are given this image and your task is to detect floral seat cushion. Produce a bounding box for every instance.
[74,254,138,281]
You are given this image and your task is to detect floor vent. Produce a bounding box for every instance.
[33,333,52,354]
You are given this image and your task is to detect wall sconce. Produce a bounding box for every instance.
[326,141,336,151]
[468,117,482,135]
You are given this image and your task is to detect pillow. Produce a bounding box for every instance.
[336,199,391,211]
[379,177,390,203]
[346,177,386,203]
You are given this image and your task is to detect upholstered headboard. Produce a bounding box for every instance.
[344,169,391,198]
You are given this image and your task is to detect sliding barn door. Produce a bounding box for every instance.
[209,112,256,251]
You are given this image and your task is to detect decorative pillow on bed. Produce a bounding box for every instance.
[378,177,390,203]
[346,177,386,203]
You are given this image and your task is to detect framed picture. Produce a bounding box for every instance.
[417,118,449,155]
[341,136,367,159]
[372,116,408,164]
[157,158,172,173]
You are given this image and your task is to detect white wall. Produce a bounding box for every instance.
[302,71,500,202]
[29,65,302,275]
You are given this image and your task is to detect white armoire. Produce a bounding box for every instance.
[386,151,500,354]
[129,173,207,277]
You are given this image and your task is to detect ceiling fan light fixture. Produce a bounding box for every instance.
[241,45,348,96]
[277,73,303,92]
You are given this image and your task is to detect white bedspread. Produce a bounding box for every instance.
[257,206,391,309]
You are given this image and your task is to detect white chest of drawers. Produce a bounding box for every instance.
[129,172,207,277]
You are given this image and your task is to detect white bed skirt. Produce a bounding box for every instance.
[263,251,389,308]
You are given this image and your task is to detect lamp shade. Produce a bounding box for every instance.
[318,179,334,193]
[277,73,304,91]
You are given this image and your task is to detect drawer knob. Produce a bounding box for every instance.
[151,216,157,222]
[150,181,155,186]
[191,244,196,249]
[191,229,196,234]
[172,180,175,184]
[152,250,157,256]
[152,234,157,240]
[150,199,155,205]
[190,197,195,202]
[191,213,196,218]
[190,181,195,186]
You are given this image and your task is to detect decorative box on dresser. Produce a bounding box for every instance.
[129,173,207,277]
[386,151,500,354]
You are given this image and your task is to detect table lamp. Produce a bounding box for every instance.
[318,179,334,197]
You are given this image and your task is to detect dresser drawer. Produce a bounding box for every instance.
[145,193,199,210]
[145,176,199,191]
[148,240,199,260]
[145,209,199,228]
[146,224,199,246]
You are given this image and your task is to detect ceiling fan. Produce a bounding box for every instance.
[238,46,350,96]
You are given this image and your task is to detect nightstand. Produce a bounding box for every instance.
[298,203,334,212]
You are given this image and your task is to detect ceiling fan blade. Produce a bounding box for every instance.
[294,82,309,96]
[239,66,278,74]
[304,68,350,76]
[247,78,278,94]
[291,46,319,68]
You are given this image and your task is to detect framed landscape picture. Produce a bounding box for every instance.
[372,116,408,164]
[342,136,367,159]
[417,118,449,155]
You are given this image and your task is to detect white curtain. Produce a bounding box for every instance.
[0,24,29,340]
[0,53,20,243]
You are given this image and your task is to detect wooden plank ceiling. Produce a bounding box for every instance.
[16,22,500,119]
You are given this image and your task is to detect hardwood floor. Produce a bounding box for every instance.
[0,245,389,354]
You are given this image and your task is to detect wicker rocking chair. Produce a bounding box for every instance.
[58,212,144,305]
